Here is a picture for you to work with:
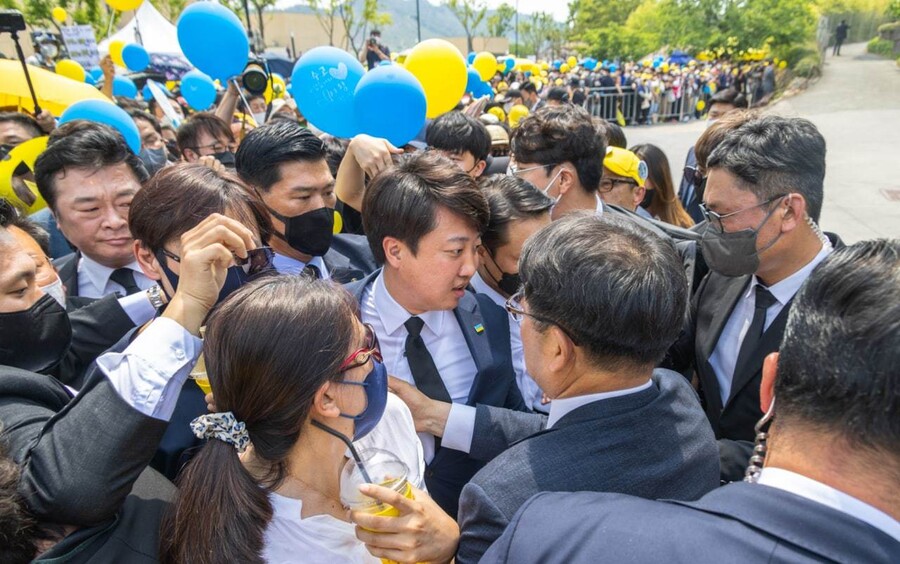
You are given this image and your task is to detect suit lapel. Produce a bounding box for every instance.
[726,298,793,406]
[453,293,493,406]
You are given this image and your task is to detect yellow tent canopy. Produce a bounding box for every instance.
[0,59,109,117]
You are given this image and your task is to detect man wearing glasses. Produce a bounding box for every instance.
[599,146,649,215]
[176,112,238,168]
[666,115,842,482]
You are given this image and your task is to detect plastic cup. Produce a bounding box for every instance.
[190,327,211,394]
[340,449,414,564]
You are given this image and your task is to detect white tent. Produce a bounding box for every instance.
[98,1,184,56]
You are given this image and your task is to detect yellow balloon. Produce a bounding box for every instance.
[333,209,343,234]
[264,73,287,103]
[473,51,497,82]
[566,56,577,67]
[540,70,548,77]
[55,59,86,83]
[109,40,126,68]
[560,63,570,73]
[52,7,67,24]
[696,100,706,111]
[660,63,669,73]
[487,106,506,123]
[540,62,549,71]
[404,39,467,119]
[508,104,529,129]
[0,136,49,215]
[779,60,787,69]
[166,80,178,91]
[105,0,143,11]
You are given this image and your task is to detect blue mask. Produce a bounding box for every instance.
[338,360,388,441]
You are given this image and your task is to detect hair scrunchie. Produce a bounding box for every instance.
[190,411,250,453]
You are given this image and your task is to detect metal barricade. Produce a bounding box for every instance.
[585,84,706,125]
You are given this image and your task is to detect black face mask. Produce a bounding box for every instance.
[484,249,521,297]
[212,151,236,168]
[641,189,655,209]
[139,147,168,177]
[267,206,334,258]
[0,144,14,161]
[0,293,72,373]
[155,247,275,304]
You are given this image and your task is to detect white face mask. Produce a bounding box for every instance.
[40,277,66,308]
[252,111,267,126]
[541,168,565,203]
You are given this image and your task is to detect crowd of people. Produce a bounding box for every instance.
[0,48,897,564]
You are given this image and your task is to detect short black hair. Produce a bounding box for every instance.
[776,240,900,457]
[234,120,327,192]
[320,134,350,178]
[519,213,687,370]
[479,175,552,254]
[708,88,748,110]
[520,82,537,95]
[176,112,235,155]
[128,109,162,134]
[593,117,627,149]
[0,112,42,140]
[426,111,492,162]
[0,198,50,255]
[34,121,149,211]
[708,115,825,221]
[512,105,605,193]
[362,151,489,265]
[546,87,569,103]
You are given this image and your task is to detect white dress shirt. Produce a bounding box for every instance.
[78,255,156,325]
[470,272,546,412]
[636,205,654,219]
[595,195,604,215]
[273,252,330,279]
[360,271,477,463]
[546,379,653,429]
[94,316,202,421]
[709,244,832,404]
[758,467,900,542]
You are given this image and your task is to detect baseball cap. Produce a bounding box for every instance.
[603,146,648,187]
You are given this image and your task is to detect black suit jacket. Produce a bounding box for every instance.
[482,483,900,564]
[456,370,720,563]
[666,233,844,481]
[53,252,94,308]
[346,270,527,518]
[324,233,378,284]
[0,364,174,562]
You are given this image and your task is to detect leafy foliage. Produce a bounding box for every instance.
[446,0,486,53]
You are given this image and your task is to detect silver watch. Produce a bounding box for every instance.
[146,285,166,309]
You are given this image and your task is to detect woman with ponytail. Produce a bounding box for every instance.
[160,277,459,564]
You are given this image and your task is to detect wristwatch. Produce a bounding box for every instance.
[146,284,166,309]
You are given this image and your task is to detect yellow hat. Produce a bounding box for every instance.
[603,146,648,188]
[487,106,507,123]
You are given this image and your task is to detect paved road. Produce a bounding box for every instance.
[626,42,900,243]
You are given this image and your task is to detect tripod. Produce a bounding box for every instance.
[6,27,43,115]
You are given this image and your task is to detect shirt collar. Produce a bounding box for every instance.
[748,243,833,304]
[595,195,604,215]
[470,272,505,308]
[79,254,143,294]
[758,467,900,542]
[373,270,445,337]
[273,253,329,278]
[546,379,653,429]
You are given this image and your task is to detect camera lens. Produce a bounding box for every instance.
[242,63,269,95]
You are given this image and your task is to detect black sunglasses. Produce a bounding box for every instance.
[159,246,275,276]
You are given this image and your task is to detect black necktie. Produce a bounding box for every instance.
[301,264,321,280]
[733,285,778,380]
[109,268,141,296]
[404,316,452,403]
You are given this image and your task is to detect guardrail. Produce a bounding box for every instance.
[583,85,706,125]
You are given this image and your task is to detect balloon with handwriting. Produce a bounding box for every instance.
[291,46,365,138]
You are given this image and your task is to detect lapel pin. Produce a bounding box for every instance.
[474,323,484,334]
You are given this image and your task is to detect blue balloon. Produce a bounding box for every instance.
[142,79,173,103]
[465,66,481,95]
[467,52,476,64]
[177,3,249,81]
[652,60,661,68]
[609,64,618,73]
[112,75,138,99]
[180,70,217,110]
[353,65,425,148]
[59,100,141,154]
[84,74,96,85]
[504,58,514,72]
[291,46,365,138]
[477,81,493,98]
[378,60,392,66]
[89,67,103,80]
[584,58,597,71]
[122,43,150,72]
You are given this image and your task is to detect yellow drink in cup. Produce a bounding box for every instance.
[190,327,211,395]
[340,449,415,564]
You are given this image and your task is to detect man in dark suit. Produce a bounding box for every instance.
[667,115,840,481]
[235,121,376,283]
[0,209,241,561]
[452,214,719,563]
[34,122,157,308]
[482,240,900,563]
[345,151,526,518]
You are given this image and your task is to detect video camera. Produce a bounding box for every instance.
[241,56,270,96]
[0,9,26,34]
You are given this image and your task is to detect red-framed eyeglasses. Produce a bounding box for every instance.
[338,323,383,372]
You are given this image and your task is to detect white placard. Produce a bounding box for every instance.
[60,25,100,69]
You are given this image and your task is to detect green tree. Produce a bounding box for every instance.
[339,0,391,58]
[151,0,187,21]
[306,0,342,46]
[446,0,487,53]
[250,0,277,47]
[487,2,515,37]
[519,11,556,58]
